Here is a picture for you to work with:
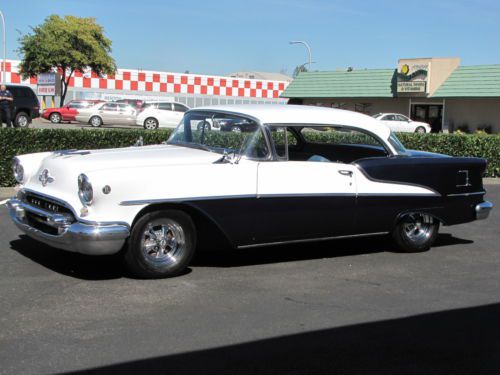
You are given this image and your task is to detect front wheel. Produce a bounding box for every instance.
[89,116,103,127]
[15,112,30,128]
[124,210,196,278]
[415,126,426,133]
[392,213,439,252]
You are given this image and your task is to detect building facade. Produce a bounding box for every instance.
[282,57,500,133]
[1,60,289,109]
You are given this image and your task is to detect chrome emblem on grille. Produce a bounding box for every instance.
[39,169,55,186]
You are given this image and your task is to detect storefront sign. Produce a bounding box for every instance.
[397,81,426,92]
[37,72,57,85]
[397,62,428,94]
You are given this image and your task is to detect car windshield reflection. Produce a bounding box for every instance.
[167,111,269,159]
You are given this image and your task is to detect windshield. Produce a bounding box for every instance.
[372,113,382,119]
[167,111,269,159]
[388,132,408,155]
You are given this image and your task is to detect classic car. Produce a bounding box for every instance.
[7,105,493,278]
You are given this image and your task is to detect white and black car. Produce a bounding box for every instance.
[8,105,493,278]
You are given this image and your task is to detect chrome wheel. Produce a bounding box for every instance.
[50,113,61,123]
[141,219,186,267]
[402,214,434,246]
[16,114,29,128]
[416,126,426,133]
[231,126,242,133]
[90,116,102,127]
[144,117,158,130]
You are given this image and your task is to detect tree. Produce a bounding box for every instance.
[293,64,308,78]
[18,15,116,106]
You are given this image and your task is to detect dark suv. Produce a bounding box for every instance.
[2,85,40,127]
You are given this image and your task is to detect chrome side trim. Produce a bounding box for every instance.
[447,191,486,197]
[237,232,389,249]
[120,192,441,206]
[475,201,493,220]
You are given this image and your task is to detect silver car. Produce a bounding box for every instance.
[75,102,137,127]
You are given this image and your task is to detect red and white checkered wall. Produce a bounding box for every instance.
[1,60,289,99]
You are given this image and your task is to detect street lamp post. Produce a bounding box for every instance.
[289,40,312,70]
[0,10,5,83]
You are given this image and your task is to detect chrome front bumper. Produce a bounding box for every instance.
[475,201,493,220]
[7,198,130,255]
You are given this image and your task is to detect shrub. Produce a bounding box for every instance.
[0,128,498,186]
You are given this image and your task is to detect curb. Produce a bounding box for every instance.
[1,178,499,200]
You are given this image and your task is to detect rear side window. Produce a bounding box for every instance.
[158,103,172,111]
[173,103,188,112]
[301,126,384,148]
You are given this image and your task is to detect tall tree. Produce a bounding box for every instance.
[293,64,308,78]
[18,15,116,106]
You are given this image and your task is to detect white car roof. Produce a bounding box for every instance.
[193,104,391,139]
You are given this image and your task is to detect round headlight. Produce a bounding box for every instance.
[13,158,24,183]
[78,174,93,206]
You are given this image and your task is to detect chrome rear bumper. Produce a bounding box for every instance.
[475,201,493,220]
[7,198,130,255]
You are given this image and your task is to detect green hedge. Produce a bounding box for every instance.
[0,128,498,186]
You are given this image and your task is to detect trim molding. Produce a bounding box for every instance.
[238,231,389,249]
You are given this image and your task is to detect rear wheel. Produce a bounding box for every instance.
[89,116,102,127]
[15,112,30,128]
[124,210,196,278]
[415,126,426,133]
[392,213,439,252]
[49,112,62,124]
[143,117,159,130]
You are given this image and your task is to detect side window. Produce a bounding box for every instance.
[102,103,118,111]
[173,103,188,112]
[158,103,172,111]
[383,115,395,121]
[396,115,408,121]
[269,126,288,160]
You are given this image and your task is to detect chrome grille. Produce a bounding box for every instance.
[24,193,73,216]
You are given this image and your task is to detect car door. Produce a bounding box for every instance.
[172,103,188,125]
[116,104,136,125]
[379,114,398,131]
[396,114,412,132]
[156,103,175,126]
[254,126,357,244]
[98,103,119,124]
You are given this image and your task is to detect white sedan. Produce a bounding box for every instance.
[372,113,431,133]
[136,102,189,129]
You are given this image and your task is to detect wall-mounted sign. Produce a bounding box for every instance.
[397,62,428,94]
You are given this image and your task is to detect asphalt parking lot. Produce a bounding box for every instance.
[0,186,499,374]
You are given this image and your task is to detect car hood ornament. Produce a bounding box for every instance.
[39,169,55,186]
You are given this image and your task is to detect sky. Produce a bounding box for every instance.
[1,0,500,76]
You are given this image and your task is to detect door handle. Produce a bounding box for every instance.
[338,170,353,177]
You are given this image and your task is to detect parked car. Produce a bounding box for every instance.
[75,102,137,127]
[372,113,431,133]
[7,105,493,278]
[2,85,40,128]
[42,100,104,123]
[136,102,189,129]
